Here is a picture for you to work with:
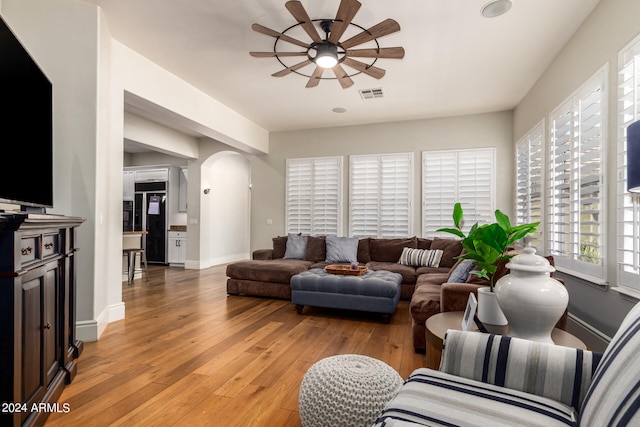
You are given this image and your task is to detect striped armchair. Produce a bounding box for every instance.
[374,301,640,426]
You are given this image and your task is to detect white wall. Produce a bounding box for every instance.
[514,0,640,339]
[2,0,270,341]
[249,111,514,251]
[200,152,251,266]
[1,0,104,337]
[124,111,199,159]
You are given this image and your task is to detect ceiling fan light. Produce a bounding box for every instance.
[315,43,338,68]
[481,0,512,18]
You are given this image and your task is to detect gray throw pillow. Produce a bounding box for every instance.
[325,236,359,263]
[283,233,307,259]
[448,259,475,283]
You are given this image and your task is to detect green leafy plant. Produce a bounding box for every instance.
[437,203,540,291]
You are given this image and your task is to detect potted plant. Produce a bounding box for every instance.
[437,203,540,325]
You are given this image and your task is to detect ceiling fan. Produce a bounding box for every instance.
[250,0,405,89]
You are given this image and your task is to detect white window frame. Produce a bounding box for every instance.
[285,156,343,236]
[422,148,496,237]
[546,66,608,282]
[515,121,545,253]
[617,34,640,292]
[349,153,413,238]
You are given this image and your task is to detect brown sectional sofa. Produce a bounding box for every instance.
[226,235,567,353]
[226,235,463,301]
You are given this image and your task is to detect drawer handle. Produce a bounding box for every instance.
[21,247,32,256]
[43,322,51,330]
[44,242,54,250]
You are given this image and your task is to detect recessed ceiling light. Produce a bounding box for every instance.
[481,0,512,18]
[332,107,347,113]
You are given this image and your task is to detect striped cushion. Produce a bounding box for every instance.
[439,330,601,411]
[579,302,640,426]
[373,368,578,427]
[398,247,443,267]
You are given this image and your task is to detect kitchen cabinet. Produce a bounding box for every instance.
[123,170,135,201]
[168,231,186,265]
[0,213,83,426]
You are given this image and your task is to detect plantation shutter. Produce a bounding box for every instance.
[350,153,412,238]
[423,148,495,237]
[617,36,640,290]
[515,122,544,251]
[286,157,342,236]
[547,68,606,280]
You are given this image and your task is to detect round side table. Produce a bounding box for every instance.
[425,311,587,369]
[298,354,403,427]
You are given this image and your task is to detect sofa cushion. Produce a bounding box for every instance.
[367,261,418,285]
[369,237,417,262]
[398,247,443,267]
[417,237,432,250]
[357,238,371,263]
[226,259,312,283]
[410,273,449,323]
[429,238,462,268]
[325,236,359,263]
[272,236,287,259]
[305,235,326,262]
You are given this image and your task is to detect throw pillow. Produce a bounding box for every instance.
[398,247,443,267]
[304,235,326,262]
[325,236,359,263]
[448,259,475,283]
[283,233,307,259]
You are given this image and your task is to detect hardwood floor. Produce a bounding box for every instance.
[45,264,425,426]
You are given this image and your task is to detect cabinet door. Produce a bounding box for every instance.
[123,170,135,201]
[21,260,59,416]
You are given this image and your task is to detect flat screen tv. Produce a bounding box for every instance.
[0,15,53,211]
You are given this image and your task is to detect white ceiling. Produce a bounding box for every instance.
[84,0,600,135]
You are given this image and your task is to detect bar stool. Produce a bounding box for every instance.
[123,247,149,284]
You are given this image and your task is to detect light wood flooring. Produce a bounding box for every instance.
[45,264,425,426]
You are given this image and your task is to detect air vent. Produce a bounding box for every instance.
[359,88,384,100]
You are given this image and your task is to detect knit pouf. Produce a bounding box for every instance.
[299,354,404,427]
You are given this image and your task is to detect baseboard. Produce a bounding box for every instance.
[75,302,125,342]
[566,313,611,352]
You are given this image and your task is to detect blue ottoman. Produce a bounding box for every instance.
[291,268,402,322]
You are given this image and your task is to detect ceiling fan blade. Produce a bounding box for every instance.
[328,0,361,44]
[340,18,401,49]
[343,57,385,79]
[251,23,310,49]
[332,64,354,89]
[250,51,307,58]
[306,66,324,88]
[271,59,313,77]
[285,1,322,43]
[346,47,405,59]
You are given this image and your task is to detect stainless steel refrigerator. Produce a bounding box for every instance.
[133,181,167,264]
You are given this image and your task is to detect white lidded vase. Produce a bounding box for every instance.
[494,247,568,344]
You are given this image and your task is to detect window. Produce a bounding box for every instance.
[422,148,495,237]
[286,156,342,236]
[617,34,640,291]
[349,153,412,238]
[547,67,607,281]
[515,122,545,251]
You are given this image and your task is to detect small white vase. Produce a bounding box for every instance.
[495,248,568,344]
[477,287,508,326]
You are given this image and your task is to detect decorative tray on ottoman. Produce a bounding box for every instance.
[325,264,368,276]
